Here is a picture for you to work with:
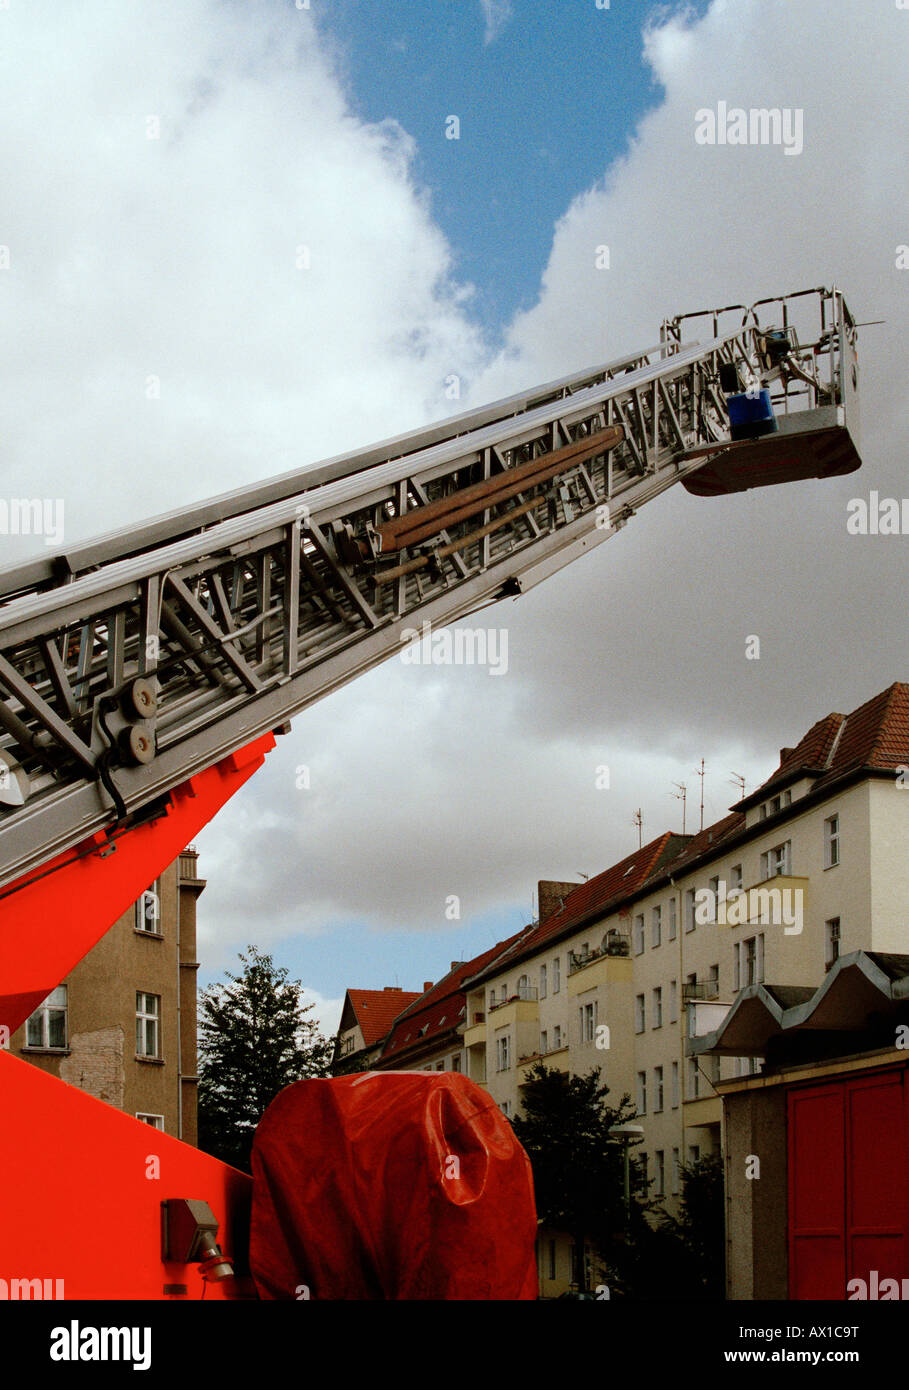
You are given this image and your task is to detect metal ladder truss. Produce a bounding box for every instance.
[0,287,859,890]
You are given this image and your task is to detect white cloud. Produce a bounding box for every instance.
[480,0,514,46]
[4,0,909,978]
[0,0,487,560]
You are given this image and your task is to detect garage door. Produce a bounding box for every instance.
[788,1068,909,1299]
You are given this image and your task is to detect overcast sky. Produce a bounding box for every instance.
[2,0,907,1037]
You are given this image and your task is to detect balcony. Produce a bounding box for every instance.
[568,934,629,976]
[682,979,721,1003]
[489,985,537,1011]
[462,1019,487,1049]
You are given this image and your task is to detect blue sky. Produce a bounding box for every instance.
[7,0,906,1037]
[316,0,711,331]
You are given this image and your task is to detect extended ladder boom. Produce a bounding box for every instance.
[0,287,860,890]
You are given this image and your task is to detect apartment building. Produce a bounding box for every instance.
[8,846,205,1140]
[332,985,423,1075]
[460,681,909,1293]
[374,946,520,1075]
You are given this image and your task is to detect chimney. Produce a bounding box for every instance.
[537,879,580,922]
[450,960,465,972]
[383,986,402,992]
[780,747,794,762]
[423,981,433,992]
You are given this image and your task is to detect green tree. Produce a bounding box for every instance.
[511,1062,650,1293]
[653,1153,726,1298]
[197,945,332,1172]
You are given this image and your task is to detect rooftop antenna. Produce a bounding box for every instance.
[576,871,590,881]
[730,771,746,799]
[693,758,706,832]
[632,808,643,849]
[671,782,687,835]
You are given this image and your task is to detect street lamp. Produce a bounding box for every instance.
[608,1122,644,1223]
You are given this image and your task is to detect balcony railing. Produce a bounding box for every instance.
[568,934,630,974]
[489,986,538,1011]
[682,979,721,1003]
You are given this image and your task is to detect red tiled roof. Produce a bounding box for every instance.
[466,831,689,984]
[743,683,909,803]
[345,988,422,1047]
[377,933,524,1064]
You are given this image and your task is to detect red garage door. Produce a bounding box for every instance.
[788,1067,909,1299]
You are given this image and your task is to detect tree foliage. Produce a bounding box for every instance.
[511,1063,649,1291]
[197,945,332,1172]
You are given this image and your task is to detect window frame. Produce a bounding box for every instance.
[824,814,840,869]
[25,985,68,1051]
[136,991,161,1059]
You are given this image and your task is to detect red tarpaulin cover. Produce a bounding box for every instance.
[250,1071,538,1300]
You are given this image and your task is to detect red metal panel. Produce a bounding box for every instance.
[845,1071,908,1291]
[788,1066,909,1300]
[0,733,274,1038]
[788,1083,845,1299]
[0,1050,254,1298]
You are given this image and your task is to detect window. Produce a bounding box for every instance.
[687,1056,699,1099]
[734,942,741,991]
[548,1239,557,1281]
[488,990,497,1010]
[539,964,547,998]
[553,1025,562,1049]
[552,957,561,993]
[669,979,678,1024]
[671,1148,680,1196]
[651,905,662,948]
[685,888,697,932]
[496,1034,511,1071]
[579,1000,597,1043]
[633,914,645,955]
[708,876,720,921]
[668,896,677,940]
[652,987,662,1029]
[26,986,67,1050]
[743,934,765,986]
[688,1144,701,1166]
[435,1060,444,1071]
[137,1113,164,1130]
[135,880,161,934]
[730,863,743,892]
[824,814,840,868]
[761,841,791,878]
[636,1153,649,1196]
[451,1054,461,1072]
[825,917,841,970]
[136,992,161,1058]
[654,1150,665,1197]
[540,1030,548,1054]
[636,1071,647,1115]
[635,993,646,1033]
[654,1066,664,1113]
[501,1100,510,1118]
[671,1060,680,1108]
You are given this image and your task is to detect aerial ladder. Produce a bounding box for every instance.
[0,286,861,1298]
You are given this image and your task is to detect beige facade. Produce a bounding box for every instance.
[10,847,204,1140]
[461,762,909,1294]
